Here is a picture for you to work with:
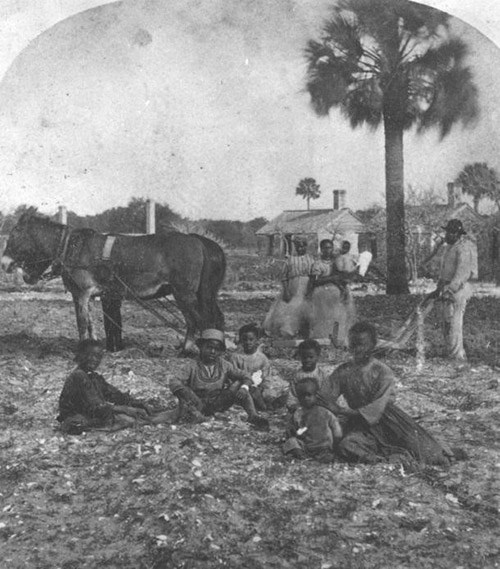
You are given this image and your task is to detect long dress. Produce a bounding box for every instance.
[263,254,315,338]
[318,358,453,466]
[309,259,356,347]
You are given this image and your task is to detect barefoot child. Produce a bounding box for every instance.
[170,329,269,429]
[57,339,153,434]
[230,323,286,410]
[319,322,453,466]
[283,377,342,461]
[287,339,329,412]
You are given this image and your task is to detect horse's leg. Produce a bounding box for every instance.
[101,293,123,352]
[199,297,224,331]
[213,301,225,330]
[71,291,94,341]
[110,296,123,351]
[102,295,113,350]
[173,289,203,354]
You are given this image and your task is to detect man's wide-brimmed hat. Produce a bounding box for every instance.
[196,328,225,349]
[442,219,467,235]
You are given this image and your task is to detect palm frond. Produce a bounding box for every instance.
[344,77,384,127]
[413,38,468,73]
[417,65,479,138]
[322,12,364,60]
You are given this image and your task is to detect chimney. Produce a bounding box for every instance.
[146,199,156,234]
[57,206,67,225]
[333,189,346,210]
[447,182,461,209]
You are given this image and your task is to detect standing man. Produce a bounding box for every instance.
[431,219,474,361]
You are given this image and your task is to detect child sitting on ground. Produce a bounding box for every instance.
[319,321,453,466]
[57,339,154,434]
[287,339,329,412]
[283,376,342,462]
[170,329,269,429]
[229,323,286,410]
[229,323,271,410]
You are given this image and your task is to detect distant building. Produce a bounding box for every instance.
[359,182,486,281]
[256,190,374,256]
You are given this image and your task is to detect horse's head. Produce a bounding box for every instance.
[1,211,54,284]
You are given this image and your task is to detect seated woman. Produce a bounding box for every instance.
[263,235,315,338]
[57,339,156,434]
[318,321,453,467]
[309,239,355,348]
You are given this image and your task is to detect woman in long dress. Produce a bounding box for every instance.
[309,239,355,347]
[319,322,453,466]
[263,235,314,338]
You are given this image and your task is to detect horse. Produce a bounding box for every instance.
[1,211,226,353]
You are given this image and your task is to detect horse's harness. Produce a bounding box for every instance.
[14,222,185,334]
[31,226,114,282]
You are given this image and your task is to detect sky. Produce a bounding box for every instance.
[0,0,499,221]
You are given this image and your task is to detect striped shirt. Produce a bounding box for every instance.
[281,254,315,281]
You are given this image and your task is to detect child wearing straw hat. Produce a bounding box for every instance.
[170,329,269,429]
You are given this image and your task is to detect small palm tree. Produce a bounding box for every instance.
[456,162,500,212]
[296,177,321,210]
[305,0,478,294]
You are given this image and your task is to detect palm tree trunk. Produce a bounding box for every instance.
[384,115,409,295]
[307,197,310,210]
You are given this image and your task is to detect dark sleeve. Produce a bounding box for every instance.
[58,372,83,419]
[356,363,394,425]
[59,370,113,421]
[327,411,343,439]
[100,376,138,407]
[317,366,344,413]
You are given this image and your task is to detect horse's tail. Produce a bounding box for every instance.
[190,234,226,330]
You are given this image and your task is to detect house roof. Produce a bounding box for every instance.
[256,208,368,236]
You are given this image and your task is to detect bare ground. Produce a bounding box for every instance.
[0,277,499,568]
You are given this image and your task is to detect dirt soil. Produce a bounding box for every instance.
[1,275,500,568]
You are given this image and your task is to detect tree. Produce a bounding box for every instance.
[455,162,500,212]
[295,177,321,210]
[305,0,478,294]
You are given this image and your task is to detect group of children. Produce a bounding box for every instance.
[57,321,453,467]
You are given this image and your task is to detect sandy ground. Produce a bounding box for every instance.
[0,280,499,568]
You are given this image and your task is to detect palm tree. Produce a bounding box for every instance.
[296,177,321,210]
[305,0,478,294]
[456,162,500,212]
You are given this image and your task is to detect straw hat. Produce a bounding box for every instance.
[195,328,225,349]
